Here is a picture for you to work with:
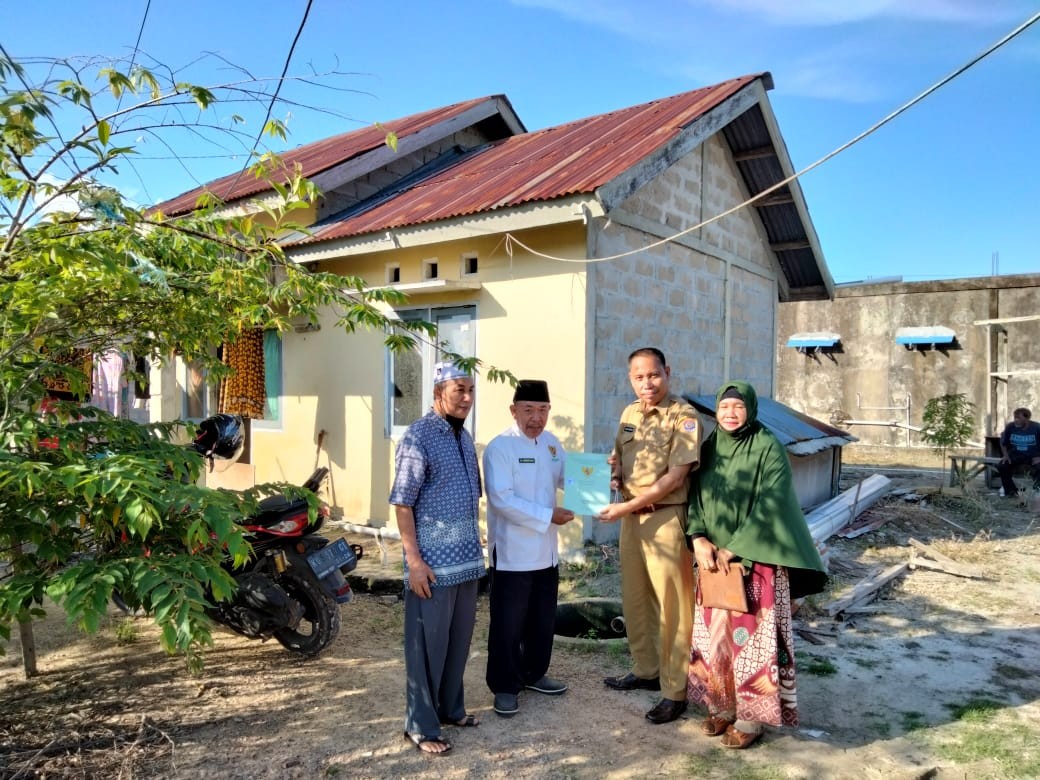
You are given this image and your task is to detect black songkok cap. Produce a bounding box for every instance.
[719,386,744,402]
[513,380,550,404]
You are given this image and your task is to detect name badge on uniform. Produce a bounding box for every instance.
[622,424,636,433]
[518,457,535,464]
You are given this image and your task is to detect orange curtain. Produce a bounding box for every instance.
[219,328,266,419]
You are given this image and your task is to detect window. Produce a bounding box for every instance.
[254,330,283,429]
[422,258,439,280]
[461,254,478,276]
[181,356,215,421]
[387,305,476,437]
[386,263,401,284]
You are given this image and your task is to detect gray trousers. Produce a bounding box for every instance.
[403,579,479,737]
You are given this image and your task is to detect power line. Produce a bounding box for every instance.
[506,10,1040,266]
[117,0,152,110]
[217,0,314,201]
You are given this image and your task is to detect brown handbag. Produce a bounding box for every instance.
[696,565,749,613]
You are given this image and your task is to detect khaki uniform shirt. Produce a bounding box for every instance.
[614,393,700,505]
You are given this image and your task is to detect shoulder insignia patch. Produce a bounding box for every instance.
[681,418,698,432]
[547,445,557,457]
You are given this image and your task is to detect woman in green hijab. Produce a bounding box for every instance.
[686,381,827,749]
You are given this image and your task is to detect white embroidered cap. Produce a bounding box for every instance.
[433,361,472,384]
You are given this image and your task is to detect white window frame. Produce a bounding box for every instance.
[386,304,477,439]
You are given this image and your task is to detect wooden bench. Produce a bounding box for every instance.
[949,455,1038,490]
[948,455,1001,487]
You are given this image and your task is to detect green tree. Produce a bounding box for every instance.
[0,51,505,672]
[920,393,976,491]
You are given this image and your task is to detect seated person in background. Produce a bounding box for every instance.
[998,407,1040,497]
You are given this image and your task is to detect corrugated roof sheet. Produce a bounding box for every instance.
[150,75,832,300]
[685,393,857,455]
[299,76,760,244]
[151,97,507,216]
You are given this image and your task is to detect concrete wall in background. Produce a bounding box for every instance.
[776,274,1040,466]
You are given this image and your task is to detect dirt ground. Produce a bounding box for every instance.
[2,469,1040,779]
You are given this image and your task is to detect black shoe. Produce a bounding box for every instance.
[603,672,660,691]
[645,698,688,724]
[493,692,519,717]
[525,675,568,695]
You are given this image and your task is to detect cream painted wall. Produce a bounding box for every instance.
[244,222,590,548]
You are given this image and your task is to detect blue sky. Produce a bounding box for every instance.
[6,0,1039,283]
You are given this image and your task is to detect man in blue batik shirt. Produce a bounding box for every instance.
[998,407,1040,497]
[391,361,485,756]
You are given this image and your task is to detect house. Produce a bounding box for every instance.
[776,273,1040,469]
[151,73,835,553]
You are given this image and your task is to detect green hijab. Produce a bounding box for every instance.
[687,380,827,599]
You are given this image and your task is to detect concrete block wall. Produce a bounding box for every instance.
[587,134,780,454]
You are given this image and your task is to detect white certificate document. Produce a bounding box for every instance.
[562,453,611,515]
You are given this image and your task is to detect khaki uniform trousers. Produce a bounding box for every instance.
[619,505,694,701]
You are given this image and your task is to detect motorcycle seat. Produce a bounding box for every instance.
[257,494,301,512]
[253,496,310,526]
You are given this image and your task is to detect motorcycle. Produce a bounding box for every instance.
[116,414,363,657]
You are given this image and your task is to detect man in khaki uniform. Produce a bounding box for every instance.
[598,347,699,724]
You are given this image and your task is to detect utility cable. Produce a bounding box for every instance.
[116,0,152,110]
[503,10,1040,265]
[217,0,314,201]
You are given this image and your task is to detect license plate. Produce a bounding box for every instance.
[307,538,357,579]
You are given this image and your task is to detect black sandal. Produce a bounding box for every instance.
[441,714,479,727]
[404,731,453,755]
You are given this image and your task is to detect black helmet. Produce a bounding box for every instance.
[193,414,244,461]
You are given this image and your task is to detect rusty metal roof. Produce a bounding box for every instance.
[152,74,833,300]
[151,96,510,216]
[300,75,761,245]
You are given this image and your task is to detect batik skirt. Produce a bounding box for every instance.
[686,563,798,727]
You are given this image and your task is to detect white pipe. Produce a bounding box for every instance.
[339,522,401,541]
[806,474,892,544]
[841,419,984,449]
[336,522,402,567]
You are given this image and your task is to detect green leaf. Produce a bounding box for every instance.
[97,119,110,146]
[100,68,135,99]
[188,86,215,110]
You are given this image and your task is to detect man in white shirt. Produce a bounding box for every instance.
[483,380,575,718]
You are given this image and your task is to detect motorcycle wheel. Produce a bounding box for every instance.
[272,570,340,656]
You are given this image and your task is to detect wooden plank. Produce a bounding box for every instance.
[825,562,910,617]
[908,537,982,578]
[908,537,958,565]
[908,556,984,579]
[928,511,972,534]
[838,514,891,539]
